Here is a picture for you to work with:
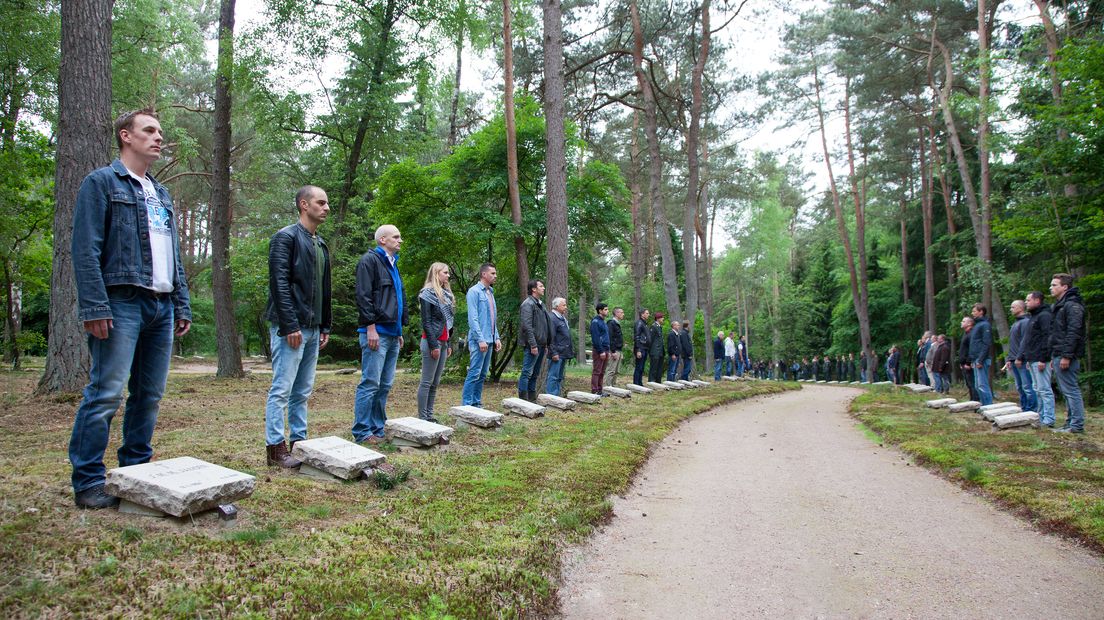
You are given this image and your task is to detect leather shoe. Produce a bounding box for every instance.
[74,485,120,509]
[266,441,301,469]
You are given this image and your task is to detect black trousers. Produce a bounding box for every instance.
[648,356,664,382]
[633,353,647,385]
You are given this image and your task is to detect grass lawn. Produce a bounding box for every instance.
[851,384,1104,552]
[0,365,792,618]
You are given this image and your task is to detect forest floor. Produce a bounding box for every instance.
[557,384,1104,619]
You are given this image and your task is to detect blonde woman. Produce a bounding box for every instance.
[417,263,455,422]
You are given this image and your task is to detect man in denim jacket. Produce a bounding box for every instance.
[69,109,192,509]
[462,263,501,406]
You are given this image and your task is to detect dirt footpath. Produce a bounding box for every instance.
[557,385,1104,619]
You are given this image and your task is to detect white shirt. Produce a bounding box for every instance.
[724,337,736,357]
[128,169,174,293]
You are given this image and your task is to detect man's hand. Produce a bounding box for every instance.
[174,319,191,337]
[286,330,302,349]
[552,354,560,361]
[84,319,113,340]
[1014,359,1022,368]
[494,339,502,352]
[478,341,489,353]
[366,324,380,351]
[1037,361,1046,371]
[636,351,642,359]
[320,333,329,349]
[974,362,983,369]
[399,336,404,348]
[430,348,440,360]
[1060,357,1071,370]
[530,346,538,355]
[600,351,608,360]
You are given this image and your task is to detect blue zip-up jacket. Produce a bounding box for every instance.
[590,315,610,354]
[969,316,992,364]
[72,159,192,323]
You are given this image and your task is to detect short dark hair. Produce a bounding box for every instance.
[595,302,608,313]
[639,308,649,318]
[1052,273,1073,287]
[479,263,496,276]
[295,186,320,213]
[527,279,542,295]
[972,303,988,316]
[1027,291,1045,302]
[114,108,159,150]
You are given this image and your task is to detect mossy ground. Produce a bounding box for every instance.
[0,365,791,618]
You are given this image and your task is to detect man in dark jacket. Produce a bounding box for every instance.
[931,335,952,394]
[679,323,694,380]
[353,225,407,444]
[666,321,683,381]
[633,309,651,385]
[589,303,611,394]
[969,303,994,405]
[648,313,665,383]
[545,297,574,396]
[712,331,726,380]
[604,307,625,387]
[1049,274,1087,433]
[517,279,550,401]
[958,317,978,401]
[1021,291,1055,427]
[1005,300,1036,412]
[263,186,333,468]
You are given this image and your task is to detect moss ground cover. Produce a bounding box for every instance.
[0,367,791,618]
[851,385,1104,552]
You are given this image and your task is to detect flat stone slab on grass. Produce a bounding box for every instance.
[384,417,454,447]
[981,406,1023,421]
[978,402,1018,414]
[925,398,957,408]
[603,386,632,398]
[722,376,738,382]
[691,380,710,387]
[948,401,982,413]
[625,384,654,394]
[993,411,1040,430]
[537,393,577,410]
[502,397,546,418]
[566,391,602,404]
[873,381,893,385]
[448,405,504,428]
[677,380,697,388]
[662,381,686,390]
[105,456,255,518]
[292,436,386,480]
[645,382,669,391]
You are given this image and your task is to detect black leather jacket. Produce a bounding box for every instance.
[355,249,408,329]
[265,223,331,337]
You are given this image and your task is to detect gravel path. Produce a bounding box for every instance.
[557,385,1104,619]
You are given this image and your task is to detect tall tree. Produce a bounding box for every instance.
[680,0,710,339]
[39,0,115,394]
[543,0,568,300]
[502,0,529,301]
[210,0,244,377]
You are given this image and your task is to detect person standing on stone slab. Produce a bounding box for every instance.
[712,331,725,380]
[1004,300,1036,413]
[263,185,333,469]
[632,308,651,386]
[518,279,551,402]
[416,262,455,423]
[969,303,994,405]
[353,225,407,445]
[462,263,501,406]
[678,325,694,380]
[958,317,978,400]
[589,303,611,394]
[604,307,625,387]
[647,312,665,383]
[1048,273,1087,433]
[1021,291,1054,427]
[723,332,736,377]
[932,335,952,394]
[666,321,682,381]
[546,297,574,396]
[68,109,193,509]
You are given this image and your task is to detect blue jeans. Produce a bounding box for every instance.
[680,359,692,380]
[736,359,745,376]
[518,346,545,394]
[69,289,174,493]
[1010,364,1036,412]
[352,333,400,441]
[462,342,493,406]
[1029,361,1055,426]
[973,359,993,406]
[666,357,678,381]
[265,326,320,445]
[546,357,567,395]
[713,359,723,380]
[1053,357,1084,431]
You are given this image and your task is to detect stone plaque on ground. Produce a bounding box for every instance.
[448,405,504,428]
[537,393,577,410]
[816,380,827,384]
[385,417,454,447]
[603,386,631,398]
[566,391,602,404]
[645,381,669,391]
[902,383,934,393]
[662,381,687,390]
[292,436,386,480]
[981,406,1022,421]
[625,383,653,394]
[948,401,982,413]
[978,402,1017,414]
[675,380,696,388]
[723,376,738,382]
[691,380,710,387]
[993,411,1040,430]
[104,457,255,518]
[502,397,546,418]
[925,398,957,408]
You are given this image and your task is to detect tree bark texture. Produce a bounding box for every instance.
[502,0,530,308]
[918,122,937,333]
[543,0,568,302]
[448,6,465,149]
[680,0,710,338]
[211,0,244,378]
[39,0,114,394]
[629,111,644,316]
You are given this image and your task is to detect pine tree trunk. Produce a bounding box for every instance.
[680,0,710,337]
[448,9,465,149]
[39,0,114,394]
[918,122,937,333]
[502,0,530,309]
[543,0,568,302]
[629,111,644,315]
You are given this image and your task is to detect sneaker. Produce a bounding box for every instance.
[361,436,383,446]
[1052,427,1084,434]
[74,485,120,509]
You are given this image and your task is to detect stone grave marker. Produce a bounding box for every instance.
[645,381,669,391]
[722,376,738,382]
[292,436,386,480]
[948,401,982,413]
[105,457,255,518]
[981,406,1022,421]
[385,417,454,448]
[677,379,697,388]
[691,379,710,387]
[603,386,632,398]
[662,381,686,390]
[925,398,957,409]
[624,383,653,394]
[993,411,1040,430]
[566,391,602,404]
[977,402,1017,414]
[449,405,504,429]
[903,383,934,393]
[537,393,577,410]
[502,397,545,418]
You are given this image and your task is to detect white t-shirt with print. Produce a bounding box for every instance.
[128,170,175,293]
